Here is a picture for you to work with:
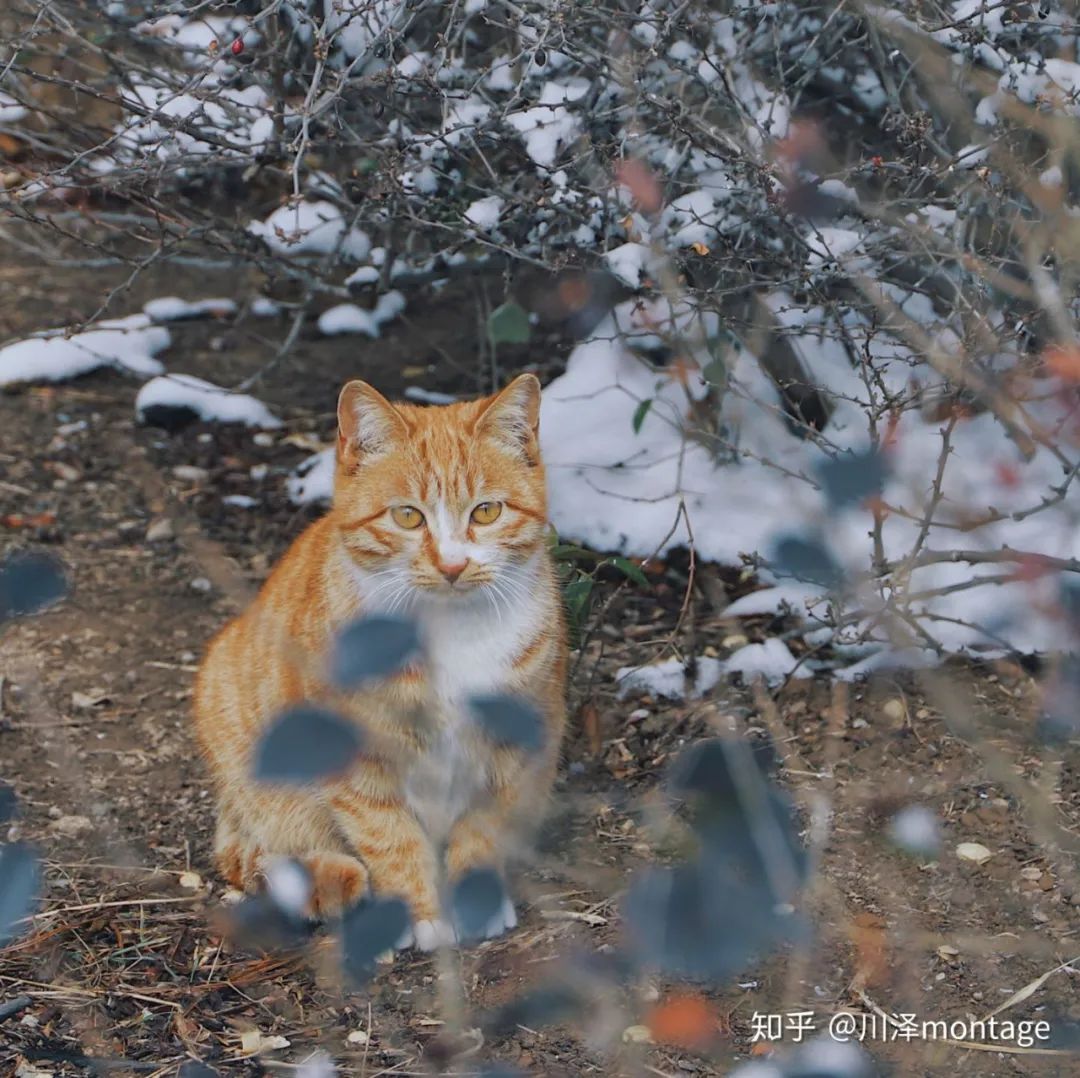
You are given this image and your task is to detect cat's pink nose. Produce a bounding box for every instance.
[439,559,469,583]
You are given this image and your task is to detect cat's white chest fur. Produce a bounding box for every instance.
[353,560,542,838]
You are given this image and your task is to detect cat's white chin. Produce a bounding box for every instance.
[411,581,492,604]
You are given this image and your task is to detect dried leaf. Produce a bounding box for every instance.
[240,1030,291,1055]
[955,841,993,865]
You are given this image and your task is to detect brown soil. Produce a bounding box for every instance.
[1,261,1078,1077]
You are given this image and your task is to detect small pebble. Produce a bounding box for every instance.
[190,577,212,593]
[172,465,209,483]
[146,518,175,543]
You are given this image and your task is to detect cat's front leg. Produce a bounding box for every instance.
[445,807,518,940]
[445,749,558,940]
[328,786,452,950]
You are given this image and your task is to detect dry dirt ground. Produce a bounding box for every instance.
[1,261,1079,1077]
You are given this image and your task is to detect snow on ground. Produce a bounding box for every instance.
[538,297,1080,661]
[616,638,811,698]
[287,447,336,505]
[317,291,406,336]
[143,297,237,322]
[251,296,282,317]
[0,315,170,387]
[135,374,281,429]
[0,91,28,123]
[616,656,723,699]
[404,387,457,405]
[249,201,371,261]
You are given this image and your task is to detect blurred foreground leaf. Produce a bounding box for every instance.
[451,867,506,940]
[341,897,410,983]
[0,550,68,622]
[817,449,887,509]
[331,614,422,689]
[0,842,42,945]
[0,782,17,824]
[469,694,544,751]
[769,533,845,591]
[254,705,363,784]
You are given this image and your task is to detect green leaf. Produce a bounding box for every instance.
[632,398,653,433]
[488,301,531,345]
[702,358,726,387]
[550,542,601,563]
[563,574,594,628]
[608,556,649,588]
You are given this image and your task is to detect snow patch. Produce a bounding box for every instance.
[0,315,170,387]
[604,243,655,288]
[507,104,580,168]
[143,297,237,322]
[287,447,335,505]
[0,91,28,123]
[464,195,505,230]
[616,656,724,700]
[317,291,406,336]
[136,374,281,429]
[249,200,371,261]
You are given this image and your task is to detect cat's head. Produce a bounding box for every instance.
[332,374,549,604]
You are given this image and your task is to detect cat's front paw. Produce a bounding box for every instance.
[395,917,458,952]
[305,853,370,918]
[477,894,517,941]
[450,892,518,943]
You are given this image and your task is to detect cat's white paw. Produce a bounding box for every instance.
[479,895,517,940]
[412,917,458,951]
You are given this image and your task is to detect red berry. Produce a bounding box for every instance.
[995,461,1020,488]
[231,38,244,56]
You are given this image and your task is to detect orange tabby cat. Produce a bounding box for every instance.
[193,374,566,949]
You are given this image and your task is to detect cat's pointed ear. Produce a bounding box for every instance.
[477,373,542,461]
[337,380,406,471]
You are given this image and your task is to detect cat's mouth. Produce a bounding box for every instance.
[414,575,492,597]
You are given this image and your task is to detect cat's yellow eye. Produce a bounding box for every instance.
[471,501,503,525]
[391,505,425,529]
